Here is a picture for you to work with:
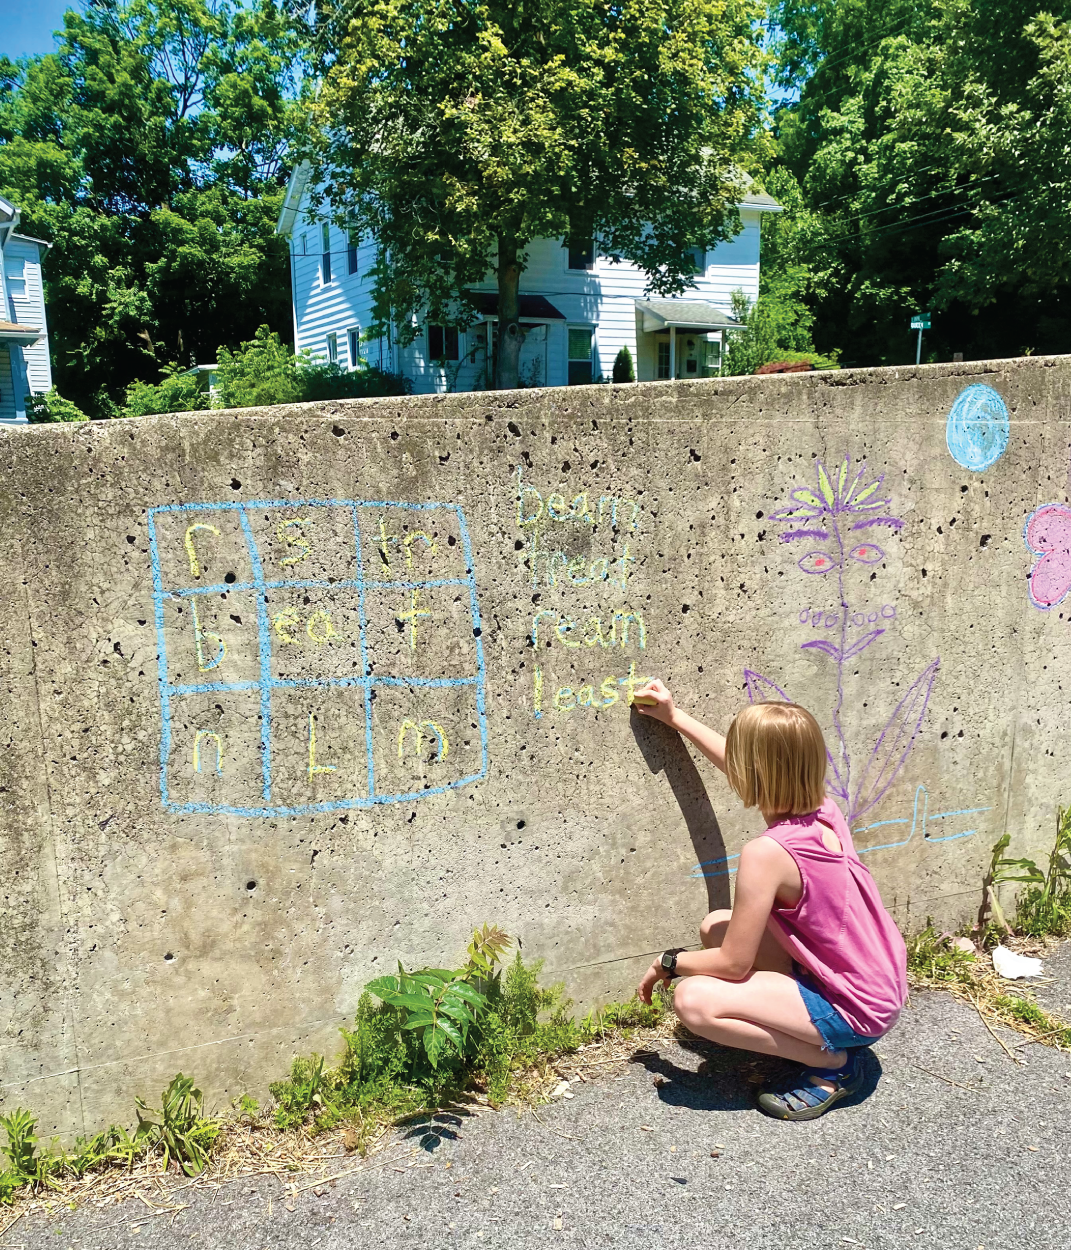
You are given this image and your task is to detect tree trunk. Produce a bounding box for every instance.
[495,234,524,390]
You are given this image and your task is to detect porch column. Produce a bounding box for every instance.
[669,325,676,380]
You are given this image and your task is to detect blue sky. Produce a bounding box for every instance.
[2,0,73,59]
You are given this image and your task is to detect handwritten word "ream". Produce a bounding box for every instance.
[516,468,640,532]
[533,661,651,717]
[532,610,646,650]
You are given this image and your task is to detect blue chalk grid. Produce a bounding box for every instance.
[148,498,489,817]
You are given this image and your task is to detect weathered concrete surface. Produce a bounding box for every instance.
[1,356,1069,1138]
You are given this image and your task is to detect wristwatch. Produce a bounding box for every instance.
[660,948,684,978]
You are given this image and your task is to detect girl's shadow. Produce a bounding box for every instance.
[630,710,730,912]
[632,1037,883,1114]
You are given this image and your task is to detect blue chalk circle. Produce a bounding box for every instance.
[945,383,1009,471]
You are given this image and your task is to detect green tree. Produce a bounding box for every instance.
[0,0,306,415]
[213,325,408,410]
[26,388,89,422]
[612,345,634,383]
[303,0,766,389]
[769,0,1071,364]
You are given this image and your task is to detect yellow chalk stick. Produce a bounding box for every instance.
[633,694,659,706]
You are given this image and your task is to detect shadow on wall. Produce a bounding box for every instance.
[630,710,730,913]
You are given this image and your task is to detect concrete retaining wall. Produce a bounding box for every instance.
[3,355,1070,1138]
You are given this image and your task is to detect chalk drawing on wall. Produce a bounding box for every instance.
[689,785,991,878]
[148,498,488,817]
[745,457,940,825]
[1023,503,1071,610]
[945,383,1010,471]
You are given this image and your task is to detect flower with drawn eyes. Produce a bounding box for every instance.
[770,458,904,565]
[797,542,886,575]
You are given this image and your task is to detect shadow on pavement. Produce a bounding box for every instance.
[400,1110,474,1152]
[631,1039,884,1115]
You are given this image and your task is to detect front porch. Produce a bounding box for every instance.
[633,298,740,382]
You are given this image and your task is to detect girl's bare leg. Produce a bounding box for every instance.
[685,909,847,1081]
[698,909,794,974]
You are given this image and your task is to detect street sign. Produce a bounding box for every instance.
[910,313,931,330]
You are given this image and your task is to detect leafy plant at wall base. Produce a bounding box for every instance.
[65,1125,142,1177]
[1012,806,1071,937]
[466,924,513,979]
[905,924,976,984]
[134,1075,219,1177]
[269,1056,331,1132]
[980,834,1042,935]
[368,967,488,1069]
[0,1109,48,1184]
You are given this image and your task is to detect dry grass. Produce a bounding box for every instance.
[0,1018,681,1234]
[909,934,1071,1059]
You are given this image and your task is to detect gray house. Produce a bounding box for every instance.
[0,196,52,424]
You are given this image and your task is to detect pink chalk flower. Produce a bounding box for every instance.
[1024,503,1071,609]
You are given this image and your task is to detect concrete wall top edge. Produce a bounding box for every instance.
[3,353,1066,436]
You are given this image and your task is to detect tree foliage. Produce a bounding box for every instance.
[768,0,1071,364]
[303,0,767,388]
[0,0,306,415]
[119,325,410,413]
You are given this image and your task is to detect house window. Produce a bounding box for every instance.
[347,229,359,275]
[321,223,332,284]
[326,332,338,364]
[567,326,594,385]
[4,261,26,298]
[657,341,671,380]
[348,327,360,368]
[428,324,459,362]
[705,338,721,372]
[300,233,307,255]
[685,247,705,275]
[567,239,595,271]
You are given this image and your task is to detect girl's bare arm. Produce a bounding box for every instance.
[634,679,727,773]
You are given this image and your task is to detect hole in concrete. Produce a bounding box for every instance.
[224,572,237,584]
[231,478,241,490]
[246,880,257,892]
[164,952,175,962]
[517,819,526,830]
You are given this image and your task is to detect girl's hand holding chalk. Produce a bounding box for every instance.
[633,678,676,724]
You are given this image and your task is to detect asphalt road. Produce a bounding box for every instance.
[6,988,1071,1250]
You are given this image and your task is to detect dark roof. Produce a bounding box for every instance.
[464,292,566,320]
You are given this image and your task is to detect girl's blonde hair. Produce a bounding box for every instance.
[725,702,827,816]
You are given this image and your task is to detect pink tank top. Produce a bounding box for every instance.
[762,797,907,1038]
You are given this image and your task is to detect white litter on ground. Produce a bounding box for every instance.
[992,946,1043,980]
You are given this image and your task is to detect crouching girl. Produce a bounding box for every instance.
[634,684,907,1120]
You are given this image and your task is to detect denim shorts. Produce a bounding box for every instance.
[793,964,883,1053]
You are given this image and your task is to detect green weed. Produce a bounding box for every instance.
[134,1075,219,1178]
[992,994,1071,1047]
[905,925,976,984]
[980,808,1071,939]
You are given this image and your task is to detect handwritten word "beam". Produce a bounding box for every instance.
[516,468,641,532]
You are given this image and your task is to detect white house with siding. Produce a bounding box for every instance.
[277,164,780,393]
[0,196,52,423]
